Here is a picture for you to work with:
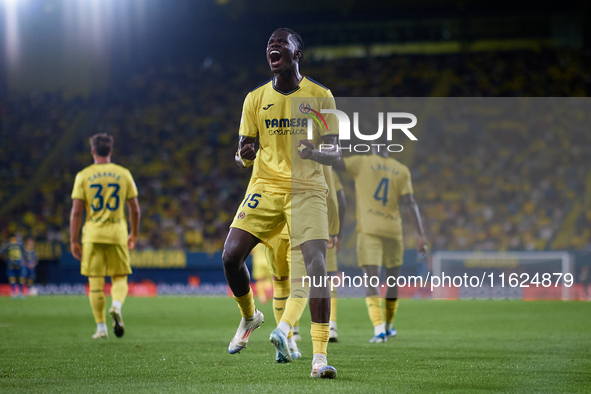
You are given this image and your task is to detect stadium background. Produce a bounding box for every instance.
[0,0,590,296]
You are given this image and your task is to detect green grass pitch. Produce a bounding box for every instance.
[0,297,589,393]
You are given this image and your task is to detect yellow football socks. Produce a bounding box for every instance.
[88,277,106,324]
[272,278,290,324]
[385,299,399,325]
[280,279,309,328]
[365,296,384,327]
[111,275,128,306]
[234,288,256,318]
[281,297,307,328]
[311,322,330,355]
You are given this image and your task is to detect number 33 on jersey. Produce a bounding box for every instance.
[71,163,138,245]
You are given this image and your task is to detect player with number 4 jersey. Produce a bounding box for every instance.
[344,153,412,240]
[336,146,427,343]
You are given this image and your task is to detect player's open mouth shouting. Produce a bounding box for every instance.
[269,49,283,70]
[269,50,282,68]
[267,38,288,71]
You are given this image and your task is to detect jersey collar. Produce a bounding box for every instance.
[272,77,303,96]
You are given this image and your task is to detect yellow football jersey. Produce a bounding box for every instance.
[239,77,338,194]
[71,163,138,245]
[344,155,413,239]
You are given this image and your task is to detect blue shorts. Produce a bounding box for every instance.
[6,269,20,280]
[21,266,35,281]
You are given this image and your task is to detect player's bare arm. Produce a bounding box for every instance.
[399,193,428,255]
[297,135,341,166]
[235,136,257,168]
[69,199,85,260]
[331,156,346,172]
[126,197,141,250]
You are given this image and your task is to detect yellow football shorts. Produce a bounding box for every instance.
[325,246,338,273]
[251,244,271,281]
[264,237,291,279]
[265,236,336,282]
[81,243,132,277]
[357,233,404,269]
[230,185,329,248]
[252,256,271,281]
[290,246,307,281]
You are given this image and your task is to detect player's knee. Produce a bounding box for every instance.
[306,257,327,278]
[222,244,244,270]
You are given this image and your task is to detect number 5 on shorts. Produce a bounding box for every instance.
[242,193,262,209]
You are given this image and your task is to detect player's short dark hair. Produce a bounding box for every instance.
[90,133,114,157]
[274,28,304,64]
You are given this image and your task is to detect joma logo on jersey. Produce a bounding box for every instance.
[265,118,309,129]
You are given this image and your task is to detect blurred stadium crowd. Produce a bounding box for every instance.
[1,48,590,253]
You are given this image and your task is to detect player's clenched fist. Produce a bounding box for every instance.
[297,139,315,159]
[240,143,257,161]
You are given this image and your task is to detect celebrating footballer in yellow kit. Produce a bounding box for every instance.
[70,133,141,340]
[266,165,345,360]
[222,28,341,379]
[336,144,427,343]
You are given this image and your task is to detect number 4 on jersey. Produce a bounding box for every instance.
[374,178,389,206]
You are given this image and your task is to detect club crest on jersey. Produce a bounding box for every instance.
[300,102,329,138]
[237,212,246,219]
[299,102,312,114]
